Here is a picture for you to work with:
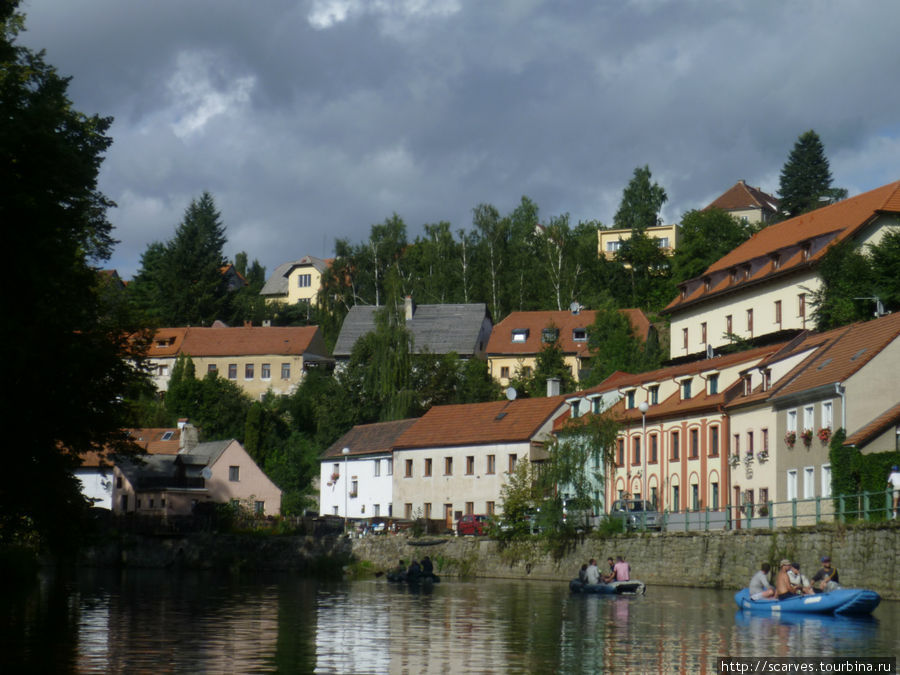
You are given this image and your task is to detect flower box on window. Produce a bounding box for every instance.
[800,429,813,446]
[330,472,340,482]
[784,431,796,448]
[817,427,832,443]
[756,451,768,462]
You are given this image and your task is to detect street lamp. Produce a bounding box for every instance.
[638,401,649,510]
[341,447,350,533]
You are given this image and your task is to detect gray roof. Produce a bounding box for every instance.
[333,303,491,357]
[117,440,234,489]
[260,256,329,297]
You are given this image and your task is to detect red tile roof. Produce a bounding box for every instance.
[393,396,568,449]
[666,180,900,314]
[486,309,651,357]
[79,428,181,468]
[322,419,419,459]
[147,326,326,358]
[705,180,779,214]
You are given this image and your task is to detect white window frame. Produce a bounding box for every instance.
[821,464,832,498]
[803,405,815,432]
[786,469,798,501]
[821,401,833,430]
[787,409,797,433]
[803,466,815,499]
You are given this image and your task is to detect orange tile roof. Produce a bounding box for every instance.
[486,309,650,357]
[322,419,419,459]
[705,180,779,213]
[393,396,568,449]
[666,180,900,314]
[147,326,325,358]
[79,428,181,468]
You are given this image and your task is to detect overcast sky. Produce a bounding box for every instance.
[18,0,900,280]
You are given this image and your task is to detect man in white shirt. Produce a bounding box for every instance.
[748,562,775,600]
[585,558,601,585]
[888,466,900,519]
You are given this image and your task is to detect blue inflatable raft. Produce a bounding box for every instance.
[570,579,646,595]
[734,587,880,616]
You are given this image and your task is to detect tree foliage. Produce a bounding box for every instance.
[672,208,753,284]
[580,298,662,387]
[778,130,845,219]
[2,3,150,550]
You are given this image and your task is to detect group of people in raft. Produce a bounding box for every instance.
[577,556,631,585]
[749,556,839,601]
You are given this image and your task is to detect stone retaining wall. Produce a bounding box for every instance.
[351,525,900,599]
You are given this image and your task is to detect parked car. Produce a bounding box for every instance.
[499,507,544,535]
[456,514,489,536]
[608,499,662,531]
[562,497,601,531]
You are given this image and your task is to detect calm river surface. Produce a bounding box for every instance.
[2,569,897,673]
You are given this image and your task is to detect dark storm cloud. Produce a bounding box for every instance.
[17,0,900,279]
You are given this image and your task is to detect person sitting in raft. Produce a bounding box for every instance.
[613,556,631,582]
[421,556,434,578]
[585,558,601,585]
[811,556,839,593]
[407,559,421,579]
[602,557,616,583]
[775,559,795,600]
[788,562,814,595]
[391,559,406,578]
[578,564,588,584]
[748,562,776,600]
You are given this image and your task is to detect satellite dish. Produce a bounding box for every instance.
[201,467,212,480]
[569,301,581,314]
[706,344,715,359]
[506,387,517,401]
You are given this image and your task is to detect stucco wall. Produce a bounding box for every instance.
[351,526,900,599]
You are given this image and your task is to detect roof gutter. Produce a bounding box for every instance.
[835,382,846,431]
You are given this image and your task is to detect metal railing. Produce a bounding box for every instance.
[622,488,897,532]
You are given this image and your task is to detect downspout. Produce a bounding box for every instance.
[835,383,846,432]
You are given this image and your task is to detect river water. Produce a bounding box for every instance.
[2,569,897,673]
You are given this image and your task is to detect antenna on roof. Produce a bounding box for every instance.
[569,301,581,315]
[706,344,715,359]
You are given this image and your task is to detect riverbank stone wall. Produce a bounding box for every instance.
[351,525,900,599]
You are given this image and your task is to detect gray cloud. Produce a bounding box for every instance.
[18,0,900,278]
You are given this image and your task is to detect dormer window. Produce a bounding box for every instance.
[708,373,719,395]
[742,374,752,396]
[572,328,587,342]
[771,253,781,270]
[571,401,580,417]
[730,268,739,283]
[802,243,811,260]
[625,390,635,409]
[649,385,659,405]
[761,369,772,391]
[541,327,559,343]
[743,264,751,280]
[511,329,529,343]
[703,277,711,292]
[681,379,692,400]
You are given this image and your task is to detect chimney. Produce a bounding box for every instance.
[547,377,561,397]
[405,295,415,321]
[243,320,252,327]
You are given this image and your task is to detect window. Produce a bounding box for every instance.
[281,363,291,379]
[522,366,532,378]
[486,455,496,474]
[228,364,237,379]
[297,273,311,287]
[774,300,782,325]
[511,329,529,343]
[255,501,264,514]
[424,503,432,519]
[762,428,769,453]
[207,364,217,374]
[157,364,169,377]
[725,315,733,335]
[387,459,393,476]
[571,401,580,417]
[742,374,752,396]
[245,363,254,379]
[804,467,815,498]
[759,488,769,509]
[762,369,771,391]
[798,293,806,319]
[650,487,658,509]
[649,386,659,405]
[332,462,340,478]
[747,431,754,454]
[617,438,625,466]
[424,458,432,477]
[229,466,240,482]
[733,434,740,456]
[709,426,719,457]
[573,328,587,342]
[711,482,719,510]
[803,405,814,432]
[466,456,475,475]
[374,459,381,477]
[656,237,669,249]
[787,409,797,433]
[692,484,700,511]
[632,437,641,465]
[650,434,658,463]
[607,240,622,253]
[681,379,692,400]
[746,308,753,334]
[500,366,510,379]
[701,322,707,344]
[682,327,689,350]
[541,327,559,343]
[786,470,798,501]
[486,501,495,515]
[465,501,474,515]
[405,503,413,519]
[672,485,680,512]
[708,374,719,395]
[374,504,380,517]
[508,454,517,473]
[405,459,413,477]
[686,429,697,458]
[671,431,680,460]
[822,401,833,429]
[445,457,453,475]
[261,363,271,380]
[626,390,635,409]
[821,464,832,498]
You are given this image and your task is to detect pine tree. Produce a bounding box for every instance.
[778,130,842,218]
[613,165,667,232]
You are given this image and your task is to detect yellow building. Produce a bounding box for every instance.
[260,255,331,306]
[598,223,679,260]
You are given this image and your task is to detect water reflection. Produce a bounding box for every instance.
[1,572,897,674]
